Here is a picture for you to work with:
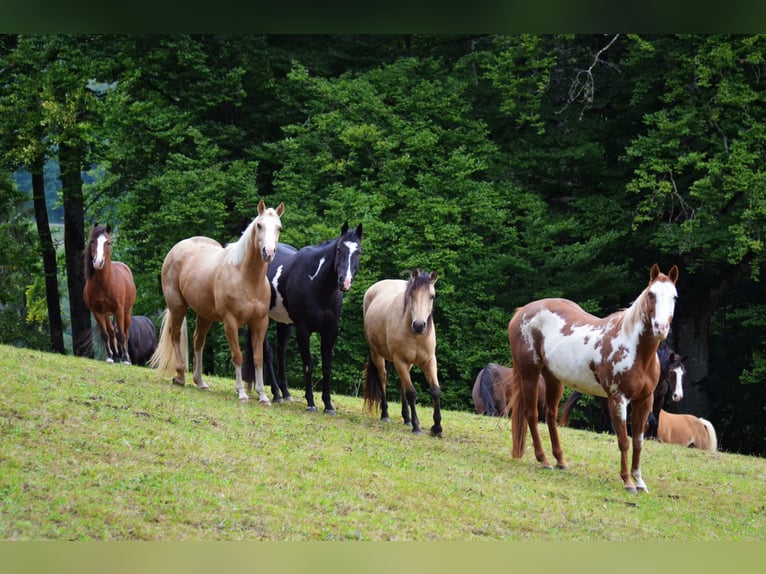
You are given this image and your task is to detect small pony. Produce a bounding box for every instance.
[363,269,442,436]
[656,409,718,451]
[150,200,284,402]
[508,263,679,492]
[83,223,137,364]
[125,315,157,367]
[472,363,546,420]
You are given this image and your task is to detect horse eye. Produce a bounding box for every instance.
[256,223,263,231]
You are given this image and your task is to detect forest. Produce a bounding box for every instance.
[1,34,764,457]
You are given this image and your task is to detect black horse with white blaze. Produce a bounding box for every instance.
[243,221,363,414]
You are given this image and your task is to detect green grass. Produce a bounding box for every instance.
[1,344,764,541]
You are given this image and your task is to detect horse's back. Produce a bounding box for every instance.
[363,279,406,314]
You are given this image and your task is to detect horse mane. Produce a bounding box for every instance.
[403,271,432,312]
[223,219,257,266]
[614,283,651,336]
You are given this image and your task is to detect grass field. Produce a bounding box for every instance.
[1,344,764,541]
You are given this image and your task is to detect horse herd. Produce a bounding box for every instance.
[82,201,716,493]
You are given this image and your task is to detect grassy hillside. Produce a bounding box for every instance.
[1,344,764,541]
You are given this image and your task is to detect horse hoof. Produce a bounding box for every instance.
[430,427,443,438]
[556,464,569,471]
[239,396,250,402]
[172,378,185,387]
[273,397,283,404]
[625,485,638,494]
[259,399,271,406]
[284,395,295,402]
[381,416,391,423]
[324,409,336,416]
[106,358,115,364]
[122,361,132,366]
[541,464,554,471]
[306,406,318,413]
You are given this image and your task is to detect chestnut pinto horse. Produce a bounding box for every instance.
[150,200,284,402]
[83,224,137,364]
[508,263,679,492]
[363,269,442,436]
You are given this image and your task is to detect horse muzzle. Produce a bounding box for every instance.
[261,247,276,263]
[339,278,353,292]
[93,258,105,270]
[411,320,427,335]
[652,320,671,340]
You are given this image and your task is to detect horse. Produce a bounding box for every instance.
[472,363,546,420]
[656,409,717,451]
[242,221,363,413]
[508,263,679,492]
[149,200,284,402]
[558,341,687,435]
[83,223,137,364]
[363,269,442,436]
[125,315,157,366]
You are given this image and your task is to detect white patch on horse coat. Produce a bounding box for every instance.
[309,257,325,281]
[269,265,293,325]
[342,241,359,288]
[520,309,608,397]
[94,233,108,268]
[617,395,629,422]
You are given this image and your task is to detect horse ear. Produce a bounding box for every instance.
[276,202,285,217]
[649,263,660,283]
[106,224,112,234]
[356,223,363,238]
[410,268,419,280]
[341,221,349,234]
[667,264,679,284]
[429,270,438,284]
[257,199,266,214]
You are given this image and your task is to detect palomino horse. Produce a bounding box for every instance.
[558,341,687,435]
[657,409,717,451]
[472,363,546,420]
[125,315,157,367]
[242,222,363,413]
[363,269,442,436]
[83,223,137,364]
[150,200,284,402]
[508,263,679,492]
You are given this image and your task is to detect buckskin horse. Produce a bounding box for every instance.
[83,223,137,364]
[508,263,679,492]
[150,200,284,402]
[363,269,442,436]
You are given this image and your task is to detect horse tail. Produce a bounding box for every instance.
[510,366,528,459]
[363,352,383,412]
[558,391,582,427]
[699,417,718,452]
[149,309,187,377]
[479,366,499,416]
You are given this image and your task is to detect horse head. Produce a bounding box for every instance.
[666,351,687,402]
[406,268,438,335]
[335,221,363,292]
[88,223,112,272]
[255,200,285,262]
[646,263,679,340]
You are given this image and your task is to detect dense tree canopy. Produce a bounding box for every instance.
[1,34,763,456]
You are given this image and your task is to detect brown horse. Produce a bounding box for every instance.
[83,223,137,364]
[472,363,546,420]
[363,269,442,436]
[508,263,679,492]
[657,409,717,451]
[150,200,284,402]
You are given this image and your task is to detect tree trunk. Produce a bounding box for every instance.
[31,162,65,354]
[60,142,92,357]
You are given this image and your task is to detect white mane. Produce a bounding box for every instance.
[223,218,257,266]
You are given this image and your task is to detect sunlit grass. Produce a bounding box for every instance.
[1,344,764,540]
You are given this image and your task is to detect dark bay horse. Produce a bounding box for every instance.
[126,315,157,367]
[83,223,137,364]
[363,269,442,436]
[508,263,679,492]
[150,200,284,402]
[243,222,363,413]
[472,363,546,420]
[656,409,717,451]
[558,341,687,436]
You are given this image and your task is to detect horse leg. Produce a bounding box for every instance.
[94,313,115,362]
[275,323,294,401]
[420,356,442,437]
[543,377,566,469]
[393,360,420,434]
[368,352,390,422]
[606,394,637,492]
[191,316,213,390]
[295,325,317,412]
[245,316,271,404]
[629,395,653,492]
[262,336,280,401]
[115,307,132,365]
[319,327,338,415]
[521,368,550,468]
